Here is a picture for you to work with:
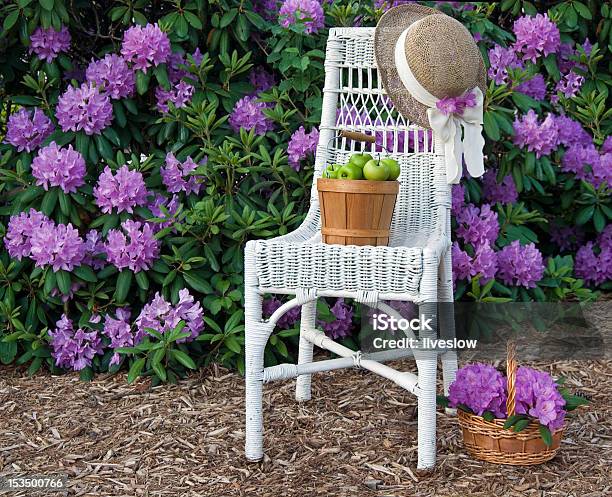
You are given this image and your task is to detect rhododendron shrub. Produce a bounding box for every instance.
[0,1,609,379]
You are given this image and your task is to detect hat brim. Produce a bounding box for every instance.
[374,4,487,130]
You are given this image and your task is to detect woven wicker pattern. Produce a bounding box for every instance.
[457,342,564,465]
[244,27,457,471]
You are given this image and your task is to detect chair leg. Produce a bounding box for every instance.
[416,355,437,470]
[438,247,458,401]
[245,286,269,462]
[296,299,316,402]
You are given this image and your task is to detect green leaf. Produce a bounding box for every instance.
[114,270,133,303]
[135,70,151,95]
[575,205,595,225]
[574,1,592,19]
[3,10,19,31]
[127,357,145,383]
[102,127,121,146]
[135,271,149,290]
[40,188,59,216]
[513,418,530,432]
[503,414,524,429]
[154,64,171,91]
[152,362,167,382]
[184,11,202,29]
[539,424,553,446]
[482,411,495,422]
[95,135,114,161]
[483,112,500,141]
[56,269,71,295]
[74,265,97,282]
[171,349,197,369]
[183,271,213,293]
[0,341,18,365]
[40,0,54,10]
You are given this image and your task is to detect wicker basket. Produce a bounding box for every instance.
[457,342,564,465]
[317,130,399,247]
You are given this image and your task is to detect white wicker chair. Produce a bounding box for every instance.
[244,27,457,470]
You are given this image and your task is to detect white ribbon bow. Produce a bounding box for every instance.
[394,27,485,184]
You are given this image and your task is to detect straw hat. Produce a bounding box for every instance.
[374,4,486,130]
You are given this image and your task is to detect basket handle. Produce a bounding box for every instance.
[339,130,377,144]
[506,340,517,418]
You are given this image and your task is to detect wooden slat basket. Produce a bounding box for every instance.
[457,341,564,465]
[317,178,399,246]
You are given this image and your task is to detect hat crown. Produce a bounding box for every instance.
[403,15,481,99]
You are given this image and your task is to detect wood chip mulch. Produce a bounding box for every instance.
[1,355,610,497]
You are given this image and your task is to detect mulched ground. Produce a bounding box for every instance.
[1,356,610,497]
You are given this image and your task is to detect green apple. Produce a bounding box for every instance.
[363,159,390,181]
[323,163,342,179]
[337,163,364,180]
[381,158,400,180]
[348,153,374,169]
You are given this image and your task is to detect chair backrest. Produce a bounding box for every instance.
[313,28,450,246]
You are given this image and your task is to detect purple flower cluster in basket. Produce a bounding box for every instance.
[448,363,566,430]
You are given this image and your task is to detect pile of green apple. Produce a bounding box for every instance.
[322,153,400,181]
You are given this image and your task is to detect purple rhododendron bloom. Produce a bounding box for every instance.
[555,71,584,98]
[470,244,497,283]
[4,108,54,152]
[254,0,280,20]
[561,143,600,181]
[487,45,521,85]
[497,240,544,288]
[451,242,471,287]
[319,298,353,340]
[29,26,71,62]
[56,82,113,135]
[136,289,204,342]
[514,367,566,431]
[513,14,560,63]
[263,297,301,329]
[104,220,160,272]
[515,74,546,100]
[162,153,202,195]
[448,363,507,418]
[229,95,274,135]
[83,230,106,269]
[30,221,86,272]
[155,81,194,113]
[456,203,499,248]
[287,126,319,170]
[121,23,171,72]
[451,184,465,215]
[94,165,149,214]
[147,194,181,232]
[482,170,518,204]
[554,115,591,148]
[31,142,86,194]
[4,209,51,260]
[513,110,559,157]
[103,309,141,366]
[49,315,104,371]
[86,54,135,99]
[249,67,276,93]
[279,0,325,34]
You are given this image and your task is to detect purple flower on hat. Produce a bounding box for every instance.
[555,71,584,98]
[86,54,135,99]
[515,74,546,101]
[30,221,86,272]
[49,315,104,371]
[121,23,171,72]
[4,209,51,260]
[229,95,274,135]
[161,153,202,195]
[32,142,86,194]
[94,165,149,214]
[29,26,71,62]
[448,363,507,418]
[103,309,140,366]
[456,203,499,248]
[263,297,301,329]
[249,67,276,94]
[319,298,353,340]
[513,110,559,158]
[481,170,518,205]
[279,0,325,34]
[435,90,477,116]
[56,82,113,135]
[496,240,543,288]
[513,14,560,63]
[135,289,204,343]
[4,108,54,152]
[287,126,319,170]
[104,220,160,272]
[155,81,194,113]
